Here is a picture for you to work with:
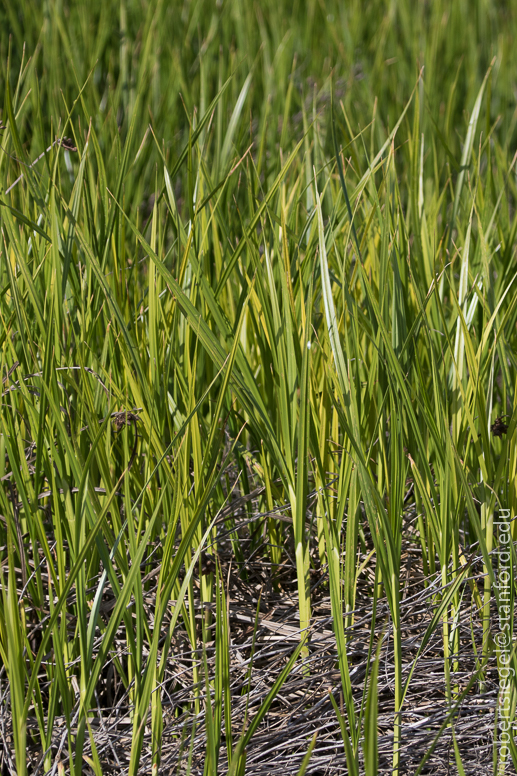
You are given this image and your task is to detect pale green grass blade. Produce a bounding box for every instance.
[227,640,305,776]
[215,136,305,295]
[363,637,382,776]
[449,60,495,251]
[296,732,318,776]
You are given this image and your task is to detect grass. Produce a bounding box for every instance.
[0,0,516,773]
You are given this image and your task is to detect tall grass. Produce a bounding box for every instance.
[0,0,516,773]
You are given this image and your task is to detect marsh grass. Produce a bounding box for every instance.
[0,0,516,773]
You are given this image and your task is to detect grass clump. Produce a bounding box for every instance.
[0,1,516,774]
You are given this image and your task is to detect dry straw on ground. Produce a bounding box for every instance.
[1,482,509,776]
